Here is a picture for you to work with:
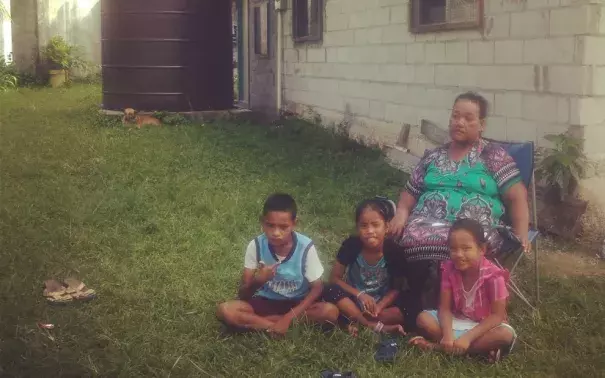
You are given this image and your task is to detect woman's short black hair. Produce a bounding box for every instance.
[454,91,489,119]
[449,218,486,245]
[355,197,395,223]
[263,193,297,220]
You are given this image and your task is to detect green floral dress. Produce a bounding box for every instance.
[395,139,522,261]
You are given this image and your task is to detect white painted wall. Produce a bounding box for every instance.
[37,0,101,66]
[279,0,605,161]
[0,0,11,61]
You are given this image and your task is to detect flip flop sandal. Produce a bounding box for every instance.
[320,370,357,378]
[374,338,400,363]
[43,280,74,305]
[63,278,97,301]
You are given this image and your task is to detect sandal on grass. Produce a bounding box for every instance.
[43,280,74,305]
[43,278,97,305]
[63,278,97,301]
[374,338,400,363]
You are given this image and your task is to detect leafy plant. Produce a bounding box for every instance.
[40,36,88,78]
[536,132,590,201]
[0,56,18,91]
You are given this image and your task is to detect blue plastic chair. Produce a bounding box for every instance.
[485,138,540,310]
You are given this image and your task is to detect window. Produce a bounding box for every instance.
[254,3,269,56]
[410,0,482,33]
[292,0,323,43]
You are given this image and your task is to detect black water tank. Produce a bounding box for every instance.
[101,0,233,112]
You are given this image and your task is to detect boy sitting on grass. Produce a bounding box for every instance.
[217,193,338,336]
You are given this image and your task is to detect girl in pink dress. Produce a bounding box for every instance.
[410,218,516,363]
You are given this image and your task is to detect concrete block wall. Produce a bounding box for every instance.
[280,0,605,159]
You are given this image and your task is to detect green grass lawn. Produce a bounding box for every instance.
[0,86,604,378]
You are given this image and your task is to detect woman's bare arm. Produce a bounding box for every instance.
[503,182,530,251]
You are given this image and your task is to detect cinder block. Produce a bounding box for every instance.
[510,11,549,38]
[570,97,605,125]
[307,48,326,62]
[414,65,435,84]
[483,116,507,141]
[324,30,355,47]
[523,37,575,64]
[390,4,408,24]
[376,64,415,83]
[350,8,390,28]
[485,14,511,39]
[384,103,418,123]
[445,41,468,64]
[386,45,407,63]
[505,118,538,142]
[469,41,494,64]
[581,36,605,65]
[354,27,382,45]
[593,66,605,96]
[494,40,523,64]
[435,65,478,87]
[344,97,371,116]
[406,43,425,63]
[477,65,536,91]
[521,94,569,123]
[284,49,299,63]
[326,14,350,31]
[526,0,560,10]
[381,24,415,43]
[546,65,593,95]
[550,5,600,36]
[425,42,446,63]
[487,0,526,14]
[494,92,523,118]
[369,100,386,120]
[580,124,605,157]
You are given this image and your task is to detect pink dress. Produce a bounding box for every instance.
[441,257,510,323]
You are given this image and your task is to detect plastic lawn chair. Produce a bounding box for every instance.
[423,140,540,310]
[484,139,540,311]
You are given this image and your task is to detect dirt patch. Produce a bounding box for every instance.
[539,247,605,278]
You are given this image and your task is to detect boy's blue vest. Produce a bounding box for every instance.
[254,232,313,300]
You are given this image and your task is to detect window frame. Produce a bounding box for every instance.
[292,0,323,43]
[409,0,484,34]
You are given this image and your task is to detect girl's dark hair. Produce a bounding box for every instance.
[355,197,395,223]
[454,91,489,119]
[449,218,486,245]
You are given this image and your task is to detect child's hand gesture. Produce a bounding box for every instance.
[255,261,278,285]
[440,337,455,354]
[452,336,471,355]
[358,293,377,317]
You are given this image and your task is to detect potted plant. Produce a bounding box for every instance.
[535,132,590,239]
[40,36,86,88]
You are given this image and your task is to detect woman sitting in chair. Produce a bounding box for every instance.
[389,92,530,325]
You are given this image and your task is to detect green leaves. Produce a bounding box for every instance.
[536,132,590,201]
[41,36,88,72]
[0,57,18,91]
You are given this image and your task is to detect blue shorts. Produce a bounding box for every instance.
[424,310,517,352]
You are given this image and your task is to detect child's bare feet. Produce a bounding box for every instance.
[347,323,359,337]
[408,336,436,351]
[487,349,501,364]
[382,324,406,335]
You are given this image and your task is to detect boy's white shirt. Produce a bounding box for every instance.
[243,240,324,282]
